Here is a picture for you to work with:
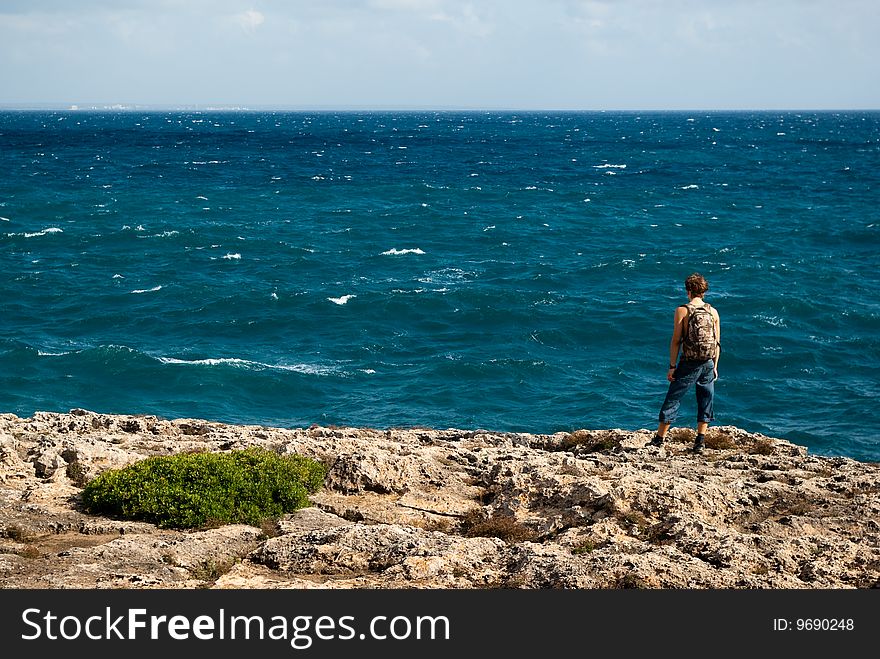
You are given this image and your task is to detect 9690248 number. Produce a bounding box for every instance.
[796,619,853,631]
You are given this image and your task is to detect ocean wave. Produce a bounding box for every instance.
[328,295,356,305]
[381,248,425,256]
[417,268,475,286]
[754,314,786,327]
[7,227,63,238]
[138,230,180,239]
[130,285,162,294]
[157,356,342,376]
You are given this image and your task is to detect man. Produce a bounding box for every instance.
[648,273,721,453]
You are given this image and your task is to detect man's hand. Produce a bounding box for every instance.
[667,367,676,382]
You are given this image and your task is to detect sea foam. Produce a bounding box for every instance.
[381,248,425,255]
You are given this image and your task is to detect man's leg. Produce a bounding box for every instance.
[693,364,715,452]
[649,421,671,446]
[651,365,697,446]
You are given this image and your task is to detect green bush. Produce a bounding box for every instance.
[81,448,325,529]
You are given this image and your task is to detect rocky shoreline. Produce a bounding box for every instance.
[1,409,878,589]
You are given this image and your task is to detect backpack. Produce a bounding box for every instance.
[681,303,717,361]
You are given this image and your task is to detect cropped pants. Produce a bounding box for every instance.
[658,359,716,424]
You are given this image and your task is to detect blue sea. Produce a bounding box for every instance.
[1,110,878,462]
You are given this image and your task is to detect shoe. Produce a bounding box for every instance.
[648,435,664,447]
[692,437,705,453]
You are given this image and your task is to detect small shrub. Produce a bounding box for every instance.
[572,540,597,555]
[66,461,89,487]
[81,448,325,529]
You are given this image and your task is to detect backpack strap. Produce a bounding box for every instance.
[678,304,691,343]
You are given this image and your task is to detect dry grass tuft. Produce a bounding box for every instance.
[561,430,621,453]
[460,509,537,543]
[748,439,776,455]
[666,428,695,442]
[705,431,737,450]
[616,572,648,589]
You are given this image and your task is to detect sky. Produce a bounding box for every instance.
[1,0,878,110]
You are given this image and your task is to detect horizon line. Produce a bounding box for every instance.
[1,103,879,113]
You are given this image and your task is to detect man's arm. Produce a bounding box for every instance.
[713,309,721,376]
[668,306,687,379]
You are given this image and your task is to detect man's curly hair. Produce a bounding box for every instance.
[685,273,709,297]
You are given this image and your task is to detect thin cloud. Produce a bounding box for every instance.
[235,8,265,34]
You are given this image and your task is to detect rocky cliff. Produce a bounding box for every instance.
[1,410,877,589]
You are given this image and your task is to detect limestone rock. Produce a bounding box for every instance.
[0,410,877,589]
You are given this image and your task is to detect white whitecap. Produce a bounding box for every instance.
[328,294,356,305]
[222,253,241,260]
[381,248,425,256]
[159,357,251,367]
[680,184,699,190]
[130,285,162,294]
[593,163,626,169]
[0,216,10,222]
[112,274,124,279]
[157,356,341,377]
[22,227,63,238]
[755,314,786,327]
